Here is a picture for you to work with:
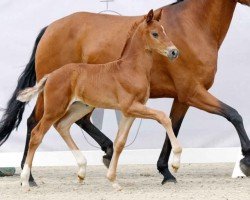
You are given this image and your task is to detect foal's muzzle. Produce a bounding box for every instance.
[169,49,179,59]
[164,47,179,60]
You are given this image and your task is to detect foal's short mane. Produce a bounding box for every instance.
[120,0,184,58]
[119,18,145,58]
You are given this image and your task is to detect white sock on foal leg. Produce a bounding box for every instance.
[171,149,182,172]
[20,164,31,191]
[72,150,87,182]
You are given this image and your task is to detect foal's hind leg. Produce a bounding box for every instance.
[21,93,44,187]
[106,115,135,191]
[21,117,55,191]
[54,102,94,182]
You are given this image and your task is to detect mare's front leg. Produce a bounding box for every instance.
[106,115,135,191]
[188,87,250,176]
[75,113,113,168]
[157,99,189,184]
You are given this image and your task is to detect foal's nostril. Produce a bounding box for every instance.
[170,49,179,59]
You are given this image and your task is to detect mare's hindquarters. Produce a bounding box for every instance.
[0,27,47,146]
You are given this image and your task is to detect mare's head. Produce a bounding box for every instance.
[140,10,179,60]
[237,0,250,6]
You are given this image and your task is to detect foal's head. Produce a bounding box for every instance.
[140,10,179,60]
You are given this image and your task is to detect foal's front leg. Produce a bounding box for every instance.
[125,103,182,171]
[106,115,135,191]
[157,99,189,184]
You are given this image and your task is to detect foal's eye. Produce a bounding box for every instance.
[152,32,159,38]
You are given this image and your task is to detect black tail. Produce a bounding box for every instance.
[0,26,47,146]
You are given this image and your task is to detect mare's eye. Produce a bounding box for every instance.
[152,32,159,38]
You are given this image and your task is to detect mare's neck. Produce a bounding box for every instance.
[183,0,237,47]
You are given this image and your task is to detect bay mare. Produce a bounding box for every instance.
[0,0,250,185]
[17,10,181,191]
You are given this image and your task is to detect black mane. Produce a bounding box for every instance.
[172,0,184,5]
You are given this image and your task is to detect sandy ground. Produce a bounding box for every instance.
[0,163,249,200]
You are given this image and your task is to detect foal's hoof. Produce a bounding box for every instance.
[112,181,123,191]
[78,175,85,183]
[172,166,179,173]
[21,183,30,192]
[171,163,180,173]
[160,168,177,185]
[240,156,250,176]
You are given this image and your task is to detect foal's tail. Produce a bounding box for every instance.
[17,75,49,102]
[0,27,47,146]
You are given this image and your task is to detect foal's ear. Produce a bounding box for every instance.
[154,9,162,21]
[146,9,154,24]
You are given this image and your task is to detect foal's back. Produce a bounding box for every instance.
[46,58,148,110]
[45,62,120,109]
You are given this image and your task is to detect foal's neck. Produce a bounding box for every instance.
[186,0,237,47]
[120,29,153,73]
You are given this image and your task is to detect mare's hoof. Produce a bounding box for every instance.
[160,168,177,185]
[29,180,38,187]
[28,175,38,187]
[240,156,250,176]
[162,176,177,185]
[103,156,111,168]
[102,145,113,168]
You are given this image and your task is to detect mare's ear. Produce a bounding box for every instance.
[154,9,162,21]
[146,9,154,24]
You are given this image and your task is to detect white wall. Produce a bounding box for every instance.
[0,0,250,152]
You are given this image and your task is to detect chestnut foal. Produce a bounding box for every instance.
[18,10,181,191]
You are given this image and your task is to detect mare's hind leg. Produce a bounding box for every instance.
[75,114,113,168]
[54,102,94,182]
[106,115,135,191]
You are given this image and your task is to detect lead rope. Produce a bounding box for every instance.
[80,118,143,149]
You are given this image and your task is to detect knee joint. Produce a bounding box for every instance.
[158,112,171,126]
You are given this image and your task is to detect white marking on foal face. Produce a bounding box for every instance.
[161,25,167,36]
